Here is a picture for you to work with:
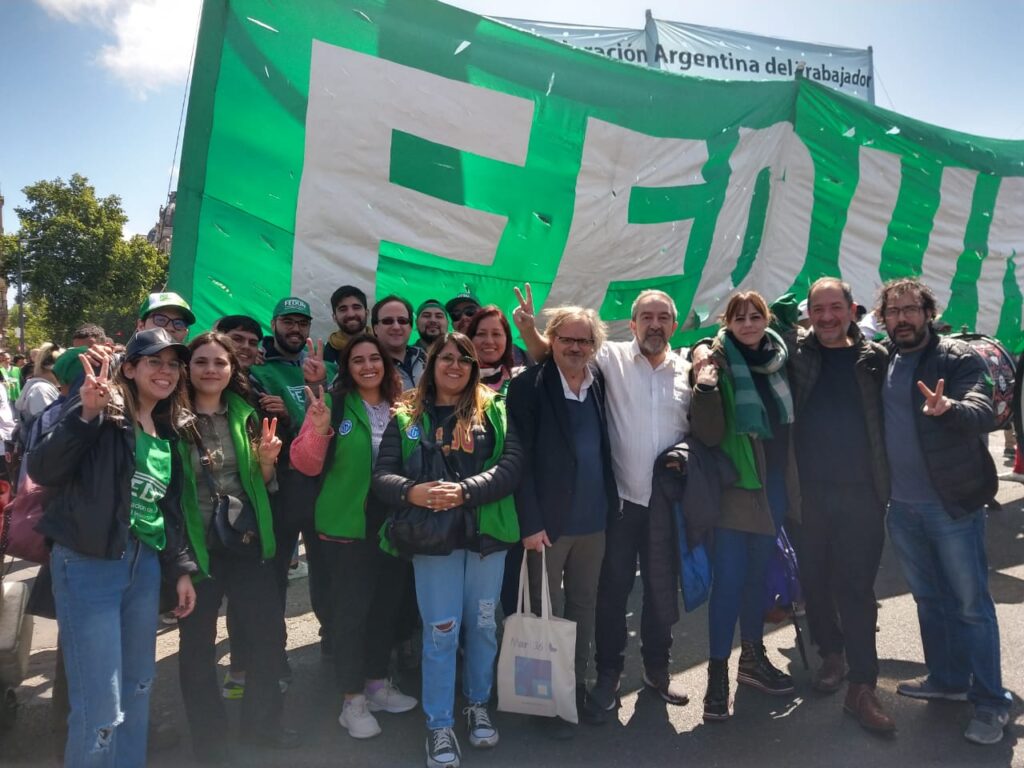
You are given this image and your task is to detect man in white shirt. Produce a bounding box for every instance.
[514,286,691,711]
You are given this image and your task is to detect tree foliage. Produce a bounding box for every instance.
[9,174,168,345]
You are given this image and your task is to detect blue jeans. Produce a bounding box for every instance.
[887,500,1010,713]
[51,540,162,768]
[708,467,787,660]
[413,549,505,729]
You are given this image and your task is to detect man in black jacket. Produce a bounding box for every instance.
[507,307,618,734]
[879,278,1010,746]
[790,278,894,733]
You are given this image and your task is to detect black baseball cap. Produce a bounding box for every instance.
[124,328,190,363]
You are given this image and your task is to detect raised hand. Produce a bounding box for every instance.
[303,384,331,435]
[511,283,536,333]
[917,378,951,417]
[258,417,282,465]
[303,337,327,384]
[79,354,112,421]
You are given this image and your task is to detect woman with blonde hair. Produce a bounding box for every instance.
[373,332,523,768]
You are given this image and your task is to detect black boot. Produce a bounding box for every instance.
[737,641,794,695]
[703,659,730,722]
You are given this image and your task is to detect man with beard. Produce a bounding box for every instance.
[789,278,894,733]
[413,299,448,353]
[324,285,369,364]
[371,295,425,391]
[513,287,691,710]
[251,297,338,657]
[878,278,1010,745]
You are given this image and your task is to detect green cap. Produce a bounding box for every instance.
[273,297,312,319]
[52,346,89,386]
[138,292,196,325]
[416,298,446,317]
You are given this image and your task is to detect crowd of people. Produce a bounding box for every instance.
[7,275,1013,767]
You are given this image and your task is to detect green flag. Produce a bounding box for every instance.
[171,0,1024,350]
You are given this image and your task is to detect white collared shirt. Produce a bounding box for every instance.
[595,339,691,507]
[557,364,595,403]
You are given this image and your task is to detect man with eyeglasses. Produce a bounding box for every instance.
[414,299,449,353]
[137,292,195,343]
[445,292,480,334]
[250,297,337,663]
[878,277,1009,745]
[513,286,691,712]
[507,306,618,736]
[371,295,425,391]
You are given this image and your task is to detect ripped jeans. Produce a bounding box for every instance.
[413,549,505,729]
[51,540,161,768]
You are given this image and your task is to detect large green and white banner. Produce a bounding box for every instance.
[171,0,1024,350]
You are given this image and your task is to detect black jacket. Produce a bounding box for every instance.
[506,358,618,541]
[892,332,997,518]
[29,400,197,580]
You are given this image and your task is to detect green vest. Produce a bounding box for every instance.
[314,393,373,539]
[390,398,519,548]
[180,391,277,577]
[250,358,338,434]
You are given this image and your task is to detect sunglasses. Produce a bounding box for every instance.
[450,306,478,321]
[377,317,411,326]
[149,313,190,331]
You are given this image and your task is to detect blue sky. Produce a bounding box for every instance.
[1,0,1023,240]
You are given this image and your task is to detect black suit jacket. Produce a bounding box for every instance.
[506,357,618,541]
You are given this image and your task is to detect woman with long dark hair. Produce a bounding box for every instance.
[176,331,296,762]
[30,329,198,767]
[465,306,523,394]
[290,333,418,739]
[373,332,523,768]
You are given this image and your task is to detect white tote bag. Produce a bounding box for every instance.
[497,549,577,722]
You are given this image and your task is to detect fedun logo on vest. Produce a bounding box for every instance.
[406,425,420,440]
[339,419,353,436]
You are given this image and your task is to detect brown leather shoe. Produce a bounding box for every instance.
[812,652,847,694]
[844,683,896,734]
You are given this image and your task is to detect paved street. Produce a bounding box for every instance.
[2,444,1021,767]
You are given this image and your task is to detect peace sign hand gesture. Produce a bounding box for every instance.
[258,417,282,466]
[80,354,112,422]
[917,378,952,417]
[303,385,332,435]
[512,283,536,333]
[303,338,327,384]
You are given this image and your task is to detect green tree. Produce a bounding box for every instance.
[10,174,168,344]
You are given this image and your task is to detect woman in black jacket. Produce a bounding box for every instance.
[30,328,198,768]
[373,332,523,768]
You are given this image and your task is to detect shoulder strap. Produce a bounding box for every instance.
[190,425,222,498]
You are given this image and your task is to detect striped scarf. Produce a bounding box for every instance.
[719,327,793,439]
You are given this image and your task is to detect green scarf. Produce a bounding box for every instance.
[719,327,793,438]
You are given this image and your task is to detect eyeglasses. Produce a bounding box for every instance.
[277,317,311,329]
[139,356,183,372]
[450,306,478,321]
[555,335,595,349]
[437,353,475,367]
[883,305,924,319]
[149,313,189,331]
[377,317,411,326]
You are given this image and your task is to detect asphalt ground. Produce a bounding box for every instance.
[2,444,1022,767]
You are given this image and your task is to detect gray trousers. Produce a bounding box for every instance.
[527,531,606,685]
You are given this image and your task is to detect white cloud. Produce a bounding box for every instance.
[36,0,201,97]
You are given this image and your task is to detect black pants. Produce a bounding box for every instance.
[177,550,286,755]
[271,468,330,637]
[594,500,673,677]
[799,483,885,685]
[321,538,410,693]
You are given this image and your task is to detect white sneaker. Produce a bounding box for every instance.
[464,703,499,748]
[338,695,382,739]
[365,680,418,713]
[426,727,461,768]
